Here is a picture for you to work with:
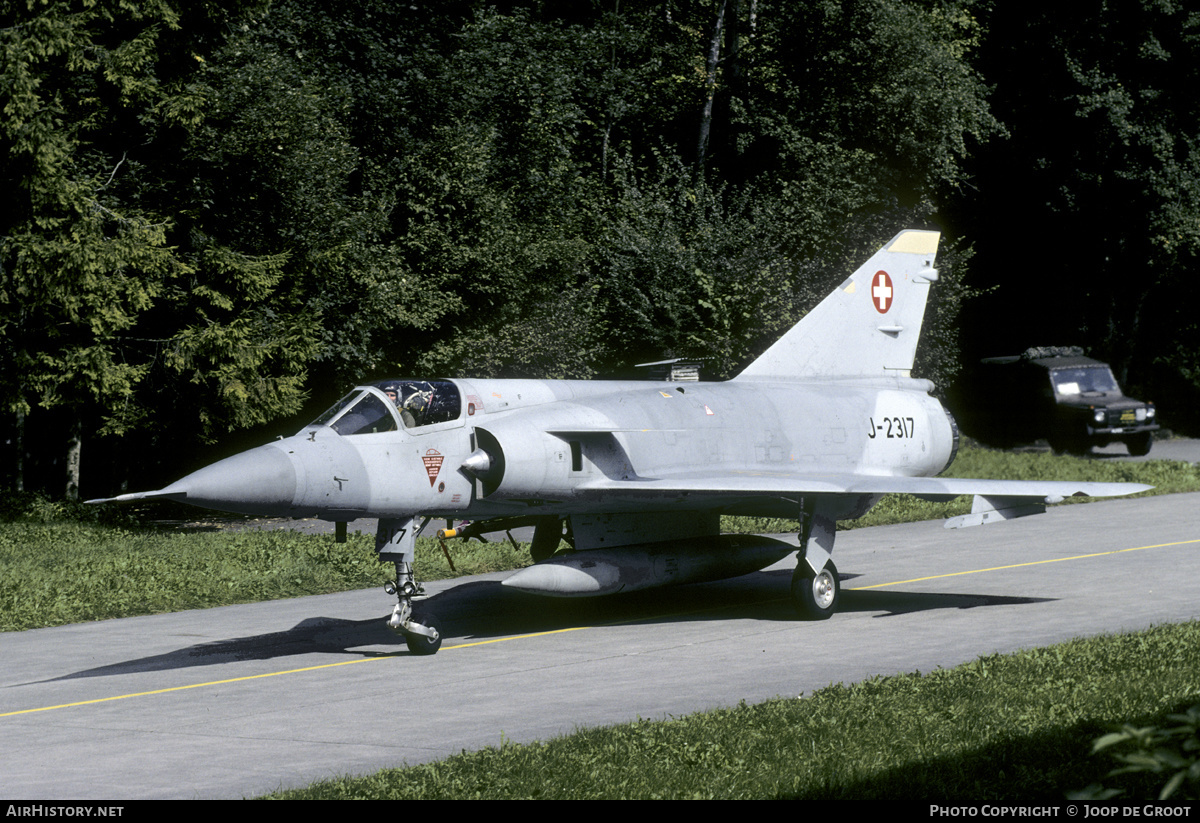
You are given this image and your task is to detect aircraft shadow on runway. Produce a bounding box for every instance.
[34,570,1053,683]
[841,588,1054,618]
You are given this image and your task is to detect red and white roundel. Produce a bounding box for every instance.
[871,270,893,313]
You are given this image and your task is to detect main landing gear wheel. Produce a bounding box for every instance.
[792,561,840,620]
[404,612,442,656]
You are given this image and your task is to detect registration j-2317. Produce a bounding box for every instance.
[868,416,916,439]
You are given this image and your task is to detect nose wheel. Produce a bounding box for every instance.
[388,599,442,655]
[385,561,442,655]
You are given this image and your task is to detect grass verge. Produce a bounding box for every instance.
[0,519,528,632]
[261,621,1200,800]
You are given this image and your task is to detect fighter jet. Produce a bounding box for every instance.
[92,230,1150,654]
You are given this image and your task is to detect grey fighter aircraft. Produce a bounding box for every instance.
[92,230,1150,654]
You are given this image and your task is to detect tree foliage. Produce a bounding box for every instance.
[958,1,1200,415]
[6,0,1092,496]
[2,0,187,432]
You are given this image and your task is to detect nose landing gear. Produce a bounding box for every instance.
[378,517,444,655]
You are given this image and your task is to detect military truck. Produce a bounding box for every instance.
[960,347,1158,455]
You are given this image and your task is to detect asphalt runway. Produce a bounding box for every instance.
[3,492,1199,799]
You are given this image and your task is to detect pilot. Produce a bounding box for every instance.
[380,385,416,426]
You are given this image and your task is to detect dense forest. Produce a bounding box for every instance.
[3,0,1198,498]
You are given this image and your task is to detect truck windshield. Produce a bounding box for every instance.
[1051,367,1119,396]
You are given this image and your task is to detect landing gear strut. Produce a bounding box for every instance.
[792,502,841,620]
[378,517,443,655]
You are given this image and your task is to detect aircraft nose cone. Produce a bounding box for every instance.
[163,444,298,516]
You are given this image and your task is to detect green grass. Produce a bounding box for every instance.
[262,621,1200,800]
[2,444,1197,632]
[0,516,529,632]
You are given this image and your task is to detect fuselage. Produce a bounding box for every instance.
[163,375,958,523]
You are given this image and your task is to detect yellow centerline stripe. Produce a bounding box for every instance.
[849,538,1200,590]
[0,626,593,718]
[6,537,1197,719]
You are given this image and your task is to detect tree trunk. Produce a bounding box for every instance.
[65,411,82,501]
[696,0,727,172]
[14,408,26,493]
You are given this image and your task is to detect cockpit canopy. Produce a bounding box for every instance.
[310,380,462,435]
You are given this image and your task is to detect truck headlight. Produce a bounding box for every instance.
[1093,409,1106,424]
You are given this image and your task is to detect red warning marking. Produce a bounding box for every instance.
[872,271,893,313]
[422,449,444,486]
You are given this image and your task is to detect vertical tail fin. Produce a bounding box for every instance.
[735,230,940,380]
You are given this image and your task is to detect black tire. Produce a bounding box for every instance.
[1050,433,1089,456]
[405,613,442,655]
[791,561,840,620]
[1126,433,1152,457]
